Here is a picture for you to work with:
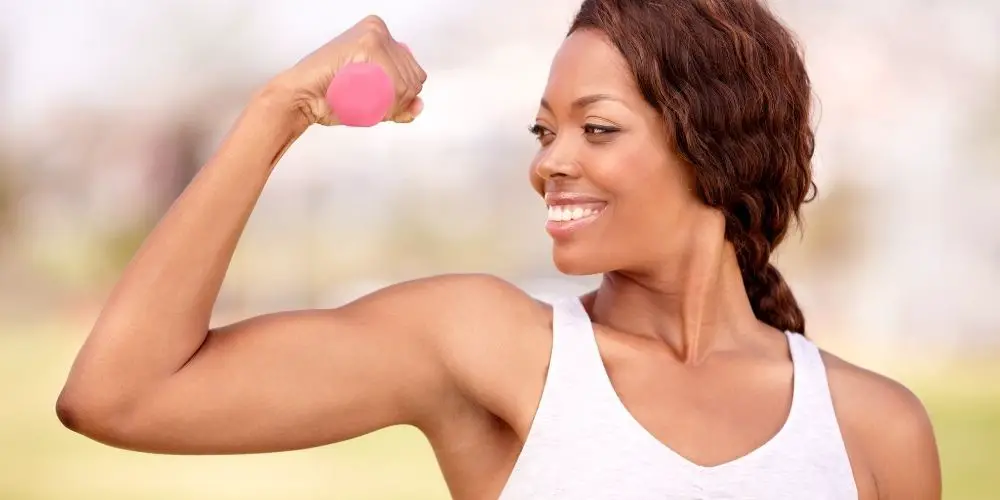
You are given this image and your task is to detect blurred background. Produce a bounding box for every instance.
[1,0,998,498]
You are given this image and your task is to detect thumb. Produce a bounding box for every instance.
[391,96,424,124]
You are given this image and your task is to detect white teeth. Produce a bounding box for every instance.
[547,205,602,222]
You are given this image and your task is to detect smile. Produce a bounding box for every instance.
[547,204,605,222]
[545,202,606,238]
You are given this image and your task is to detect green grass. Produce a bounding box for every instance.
[905,364,1000,500]
[2,320,997,499]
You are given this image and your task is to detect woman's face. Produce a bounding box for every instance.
[530,29,707,275]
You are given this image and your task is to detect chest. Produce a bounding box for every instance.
[597,329,797,468]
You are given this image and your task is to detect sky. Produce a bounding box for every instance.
[2,0,1000,342]
[0,0,475,119]
[0,0,581,185]
[3,0,997,200]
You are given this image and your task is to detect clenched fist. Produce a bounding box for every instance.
[268,15,427,126]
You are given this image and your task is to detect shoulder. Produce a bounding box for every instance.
[385,272,550,325]
[412,272,554,366]
[347,272,547,321]
[376,273,556,431]
[819,351,933,436]
[820,350,942,498]
[373,272,554,376]
[332,273,552,370]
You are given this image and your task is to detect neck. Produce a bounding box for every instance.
[588,233,761,364]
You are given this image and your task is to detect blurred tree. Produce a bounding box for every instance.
[0,42,18,247]
[796,180,870,268]
[144,123,204,226]
[0,153,18,243]
[137,1,262,217]
[93,2,265,276]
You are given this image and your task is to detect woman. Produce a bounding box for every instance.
[56,1,941,498]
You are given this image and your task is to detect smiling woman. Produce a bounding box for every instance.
[56,1,940,500]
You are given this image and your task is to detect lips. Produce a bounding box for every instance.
[544,192,607,238]
[545,191,606,204]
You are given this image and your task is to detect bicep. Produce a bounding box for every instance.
[111,278,458,454]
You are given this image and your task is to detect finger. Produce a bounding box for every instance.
[388,41,418,94]
[391,96,423,124]
[384,44,419,121]
[394,41,426,90]
[391,42,419,93]
[374,43,412,122]
[388,43,425,123]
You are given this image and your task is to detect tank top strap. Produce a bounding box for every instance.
[786,333,834,412]
[783,333,852,445]
[545,296,622,413]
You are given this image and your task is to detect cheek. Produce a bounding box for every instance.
[596,147,694,233]
[592,142,677,203]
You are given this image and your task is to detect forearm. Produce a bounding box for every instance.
[60,87,308,411]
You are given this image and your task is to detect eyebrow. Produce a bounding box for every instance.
[539,93,623,112]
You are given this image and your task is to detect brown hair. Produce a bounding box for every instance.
[570,0,815,334]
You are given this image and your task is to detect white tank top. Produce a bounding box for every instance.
[498,297,858,499]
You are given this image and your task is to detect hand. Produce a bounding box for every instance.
[269,15,427,126]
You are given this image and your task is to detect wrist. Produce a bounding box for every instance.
[247,78,312,137]
[219,81,310,174]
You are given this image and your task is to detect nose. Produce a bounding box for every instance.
[533,139,581,181]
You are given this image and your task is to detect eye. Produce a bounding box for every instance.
[528,124,554,144]
[583,124,620,136]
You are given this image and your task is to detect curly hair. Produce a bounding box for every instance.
[570,0,816,334]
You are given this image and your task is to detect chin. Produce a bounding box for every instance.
[551,244,608,276]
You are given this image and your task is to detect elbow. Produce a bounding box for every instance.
[55,388,134,445]
[54,391,83,432]
[55,389,104,435]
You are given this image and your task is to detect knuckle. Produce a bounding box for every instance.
[361,15,391,41]
[357,30,385,50]
[361,15,387,31]
[394,80,410,96]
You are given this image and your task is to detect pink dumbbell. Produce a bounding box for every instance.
[325,43,411,127]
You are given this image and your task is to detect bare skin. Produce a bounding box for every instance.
[56,16,941,500]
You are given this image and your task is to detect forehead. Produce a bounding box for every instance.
[543,29,637,102]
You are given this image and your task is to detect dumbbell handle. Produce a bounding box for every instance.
[324,44,411,127]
